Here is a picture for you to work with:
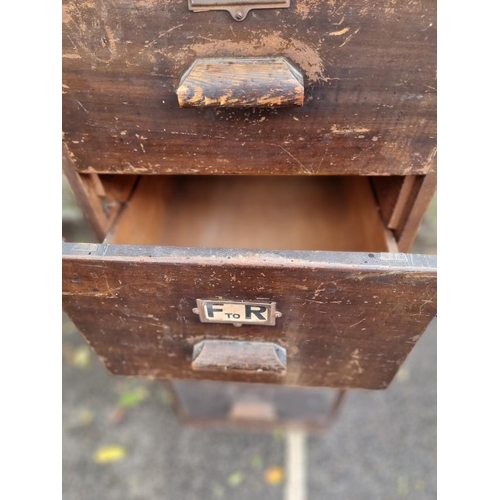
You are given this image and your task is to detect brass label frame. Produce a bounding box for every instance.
[187,0,290,21]
[193,299,282,327]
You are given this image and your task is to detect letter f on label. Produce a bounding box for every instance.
[206,303,223,318]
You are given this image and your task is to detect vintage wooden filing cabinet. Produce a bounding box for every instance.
[62,0,436,428]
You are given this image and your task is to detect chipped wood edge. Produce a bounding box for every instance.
[62,242,437,273]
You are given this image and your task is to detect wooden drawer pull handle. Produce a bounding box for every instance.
[191,340,287,373]
[177,57,304,108]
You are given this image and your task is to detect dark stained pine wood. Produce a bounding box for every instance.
[62,243,437,390]
[62,145,138,240]
[62,0,436,175]
[61,0,437,402]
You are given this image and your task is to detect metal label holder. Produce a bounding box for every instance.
[187,0,290,21]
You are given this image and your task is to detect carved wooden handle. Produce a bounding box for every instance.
[177,57,304,108]
[191,340,287,373]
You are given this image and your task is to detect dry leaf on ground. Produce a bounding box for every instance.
[264,466,285,486]
[93,445,127,464]
[227,471,245,487]
[118,387,148,408]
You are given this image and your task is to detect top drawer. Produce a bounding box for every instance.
[62,0,436,176]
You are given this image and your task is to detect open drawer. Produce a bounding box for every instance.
[62,175,436,390]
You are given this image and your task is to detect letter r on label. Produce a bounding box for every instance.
[245,305,267,320]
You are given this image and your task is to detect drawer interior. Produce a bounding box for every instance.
[105,175,393,252]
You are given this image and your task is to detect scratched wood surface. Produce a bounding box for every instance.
[62,244,437,389]
[177,57,304,108]
[62,0,436,175]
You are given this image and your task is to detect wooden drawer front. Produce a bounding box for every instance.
[62,0,436,176]
[62,244,436,390]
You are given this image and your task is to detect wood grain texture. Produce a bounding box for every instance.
[62,243,437,389]
[397,171,437,252]
[104,175,175,245]
[371,176,416,229]
[371,173,437,250]
[192,340,287,373]
[62,145,138,239]
[99,174,139,209]
[63,146,107,240]
[177,57,304,108]
[62,0,436,175]
[109,175,390,252]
